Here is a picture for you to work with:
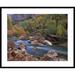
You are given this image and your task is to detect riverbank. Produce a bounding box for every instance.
[7,48,67,61]
[7,37,67,61]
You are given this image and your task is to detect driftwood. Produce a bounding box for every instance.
[46,34,67,42]
[48,34,67,40]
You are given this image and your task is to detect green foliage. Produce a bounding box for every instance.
[56,24,66,36]
[8,14,67,37]
[46,20,57,34]
[19,20,28,29]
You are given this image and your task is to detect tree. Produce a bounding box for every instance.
[7,15,13,30]
[46,19,57,34]
[56,24,66,36]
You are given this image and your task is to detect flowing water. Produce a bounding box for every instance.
[12,39,67,58]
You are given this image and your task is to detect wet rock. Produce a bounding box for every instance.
[18,43,28,54]
[19,35,25,40]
